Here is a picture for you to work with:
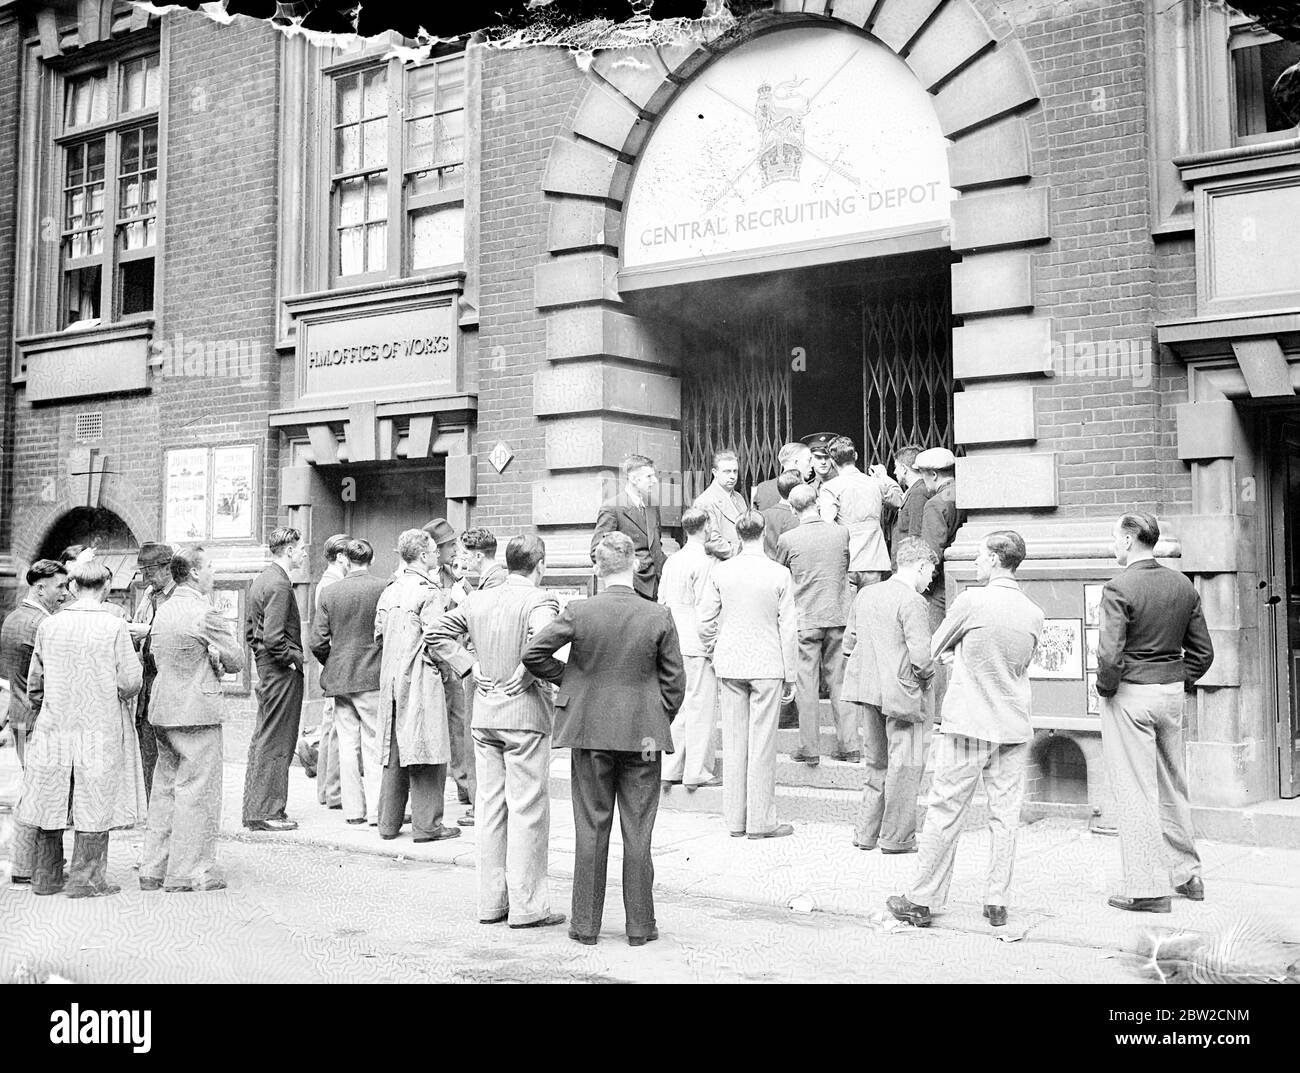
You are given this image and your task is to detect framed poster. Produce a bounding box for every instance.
[164,447,209,543]
[1084,584,1105,628]
[1086,673,1101,715]
[1085,628,1100,671]
[210,583,252,695]
[1030,618,1084,680]
[211,445,256,540]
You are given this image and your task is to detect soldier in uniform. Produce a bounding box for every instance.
[800,433,837,501]
[129,542,177,799]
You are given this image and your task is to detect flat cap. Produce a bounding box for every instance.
[421,518,458,546]
[137,542,174,568]
[914,447,956,470]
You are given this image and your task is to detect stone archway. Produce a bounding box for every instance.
[531,1,1056,550]
[15,486,157,572]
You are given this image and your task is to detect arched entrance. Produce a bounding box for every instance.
[536,5,1053,535]
[36,506,141,611]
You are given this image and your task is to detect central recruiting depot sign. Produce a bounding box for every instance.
[621,25,956,280]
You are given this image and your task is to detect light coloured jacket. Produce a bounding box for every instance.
[818,465,903,572]
[17,600,145,832]
[692,481,748,561]
[932,577,1044,744]
[657,542,713,658]
[374,565,451,766]
[425,575,560,734]
[148,584,245,727]
[841,576,934,721]
[698,548,798,682]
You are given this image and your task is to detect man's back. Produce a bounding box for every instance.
[760,503,799,559]
[1,603,46,720]
[1097,560,1213,694]
[521,586,684,751]
[312,572,388,693]
[247,564,301,663]
[150,587,245,727]
[921,483,961,561]
[658,543,712,657]
[699,553,798,681]
[818,468,900,570]
[842,577,933,718]
[934,580,1044,743]
[776,517,850,629]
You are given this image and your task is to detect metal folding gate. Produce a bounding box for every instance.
[680,266,953,502]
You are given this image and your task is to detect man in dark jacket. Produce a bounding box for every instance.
[889,444,930,570]
[1098,511,1214,914]
[310,538,389,827]
[591,454,667,599]
[128,542,176,799]
[2,559,68,885]
[242,526,308,832]
[523,532,686,947]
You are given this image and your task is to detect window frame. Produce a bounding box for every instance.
[52,44,162,329]
[1227,16,1300,147]
[323,44,467,287]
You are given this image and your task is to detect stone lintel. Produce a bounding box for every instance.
[953,382,1036,445]
[955,451,1057,509]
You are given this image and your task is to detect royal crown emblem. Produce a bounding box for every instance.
[755,77,810,187]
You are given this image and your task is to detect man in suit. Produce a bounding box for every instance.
[2,559,69,886]
[591,454,666,600]
[522,532,686,947]
[374,530,460,844]
[752,442,813,512]
[818,435,903,596]
[310,538,389,827]
[657,507,719,790]
[888,531,1044,930]
[760,472,803,560]
[140,546,244,892]
[242,526,308,832]
[305,533,349,808]
[842,538,937,854]
[451,526,508,827]
[699,512,799,840]
[422,517,475,823]
[426,535,566,930]
[693,448,747,561]
[777,484,855,765]
[127,542,176,799]
[1098,511,1214,914]
[889,445,930,570]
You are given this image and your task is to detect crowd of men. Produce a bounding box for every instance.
[0,434,1214,943]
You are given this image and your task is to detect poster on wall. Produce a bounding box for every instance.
[164,448,209,543]
[1029,619,1084,680]
[211,445,256,540]
[210,585,251,694]
[1086,673,1101,715]
[1084,584,1105,628]
[1085,628,1100,671]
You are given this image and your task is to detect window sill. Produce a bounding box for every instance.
[284,269,465,317]
[1175,135,1300,184]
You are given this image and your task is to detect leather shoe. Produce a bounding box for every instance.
[833,750,862,763]
[660,779,681,791]
[1107,894,1171,913]
[852,840,876,851]
[685,776,722,790]
[511,912,566,930]
[880,845,918,855]
[983,904,1008,927]
[457,787,471,805]
[789,749,820,767]
[568,930,598,946]
[11,874,31,885]
[628,927,660,948]
[412,825,461,843]
[480,912,508,925]
[886,894,932,927]
[457,809,475,828]
[729,831,746,838]
[246,818,298,832]
[1175,876,1204,901]
[139,876,164,891]
[748,823,794,840]
[165,878,227,893]
[65,882,121,899]
[345,817,368,825]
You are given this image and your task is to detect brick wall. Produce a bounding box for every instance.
[1005,0,1194,518]
[473,45,588,538]
[0,11,21,570]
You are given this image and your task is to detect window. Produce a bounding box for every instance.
[57,54,159,328]
[329,49,465,282]
[1229,22,1300,144]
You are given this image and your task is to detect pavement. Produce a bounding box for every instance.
[5,741,1297,981]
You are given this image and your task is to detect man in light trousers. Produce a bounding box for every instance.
[887,530,1043,929]
[699,512,799,839]
[657,507,720,791]
[1097,511,1214,913]
[426,535,565,929]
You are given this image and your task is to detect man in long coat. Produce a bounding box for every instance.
[17,561,145,898]
[373,529,461,843]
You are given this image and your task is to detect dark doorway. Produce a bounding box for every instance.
[336,461,447,581]
[1267,416,1300,798]
[627,248,954,504]
[36,506,138,562]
